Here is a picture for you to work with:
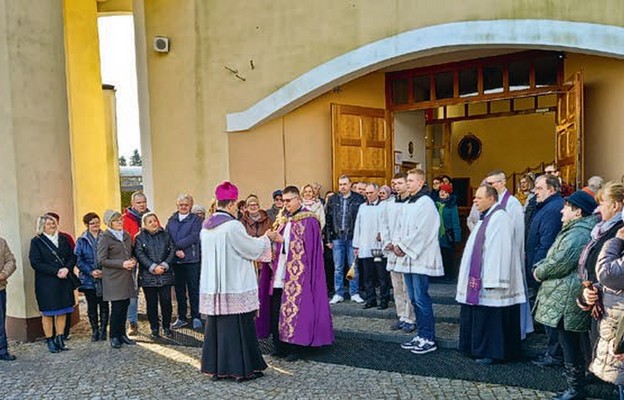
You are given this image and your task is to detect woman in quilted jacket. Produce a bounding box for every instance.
[134,212,175,338]
[533,190,597,400]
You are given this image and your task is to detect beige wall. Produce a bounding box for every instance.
[229,72,385,205]
[450,113,556,190]
[0,0,74,335]
[141,0,624,210]
[565,53,624,183]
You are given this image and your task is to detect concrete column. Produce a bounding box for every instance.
[63,0,120,232]
[132,0,155,208]
[0,0,75,341]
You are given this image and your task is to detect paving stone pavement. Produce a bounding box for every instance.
[0,334,556,400]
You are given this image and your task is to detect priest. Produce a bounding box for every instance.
[485,170,534,340]
[256,185,334,362]
[199,181,282,381]
[456,184,527,364]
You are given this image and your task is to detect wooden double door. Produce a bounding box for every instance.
[331,71,583,190]
[331,104,392,189]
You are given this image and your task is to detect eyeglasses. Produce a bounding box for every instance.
[283,197,297,203]
[485,180,502,185]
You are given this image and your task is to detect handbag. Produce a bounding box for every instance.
[38,236,81,289]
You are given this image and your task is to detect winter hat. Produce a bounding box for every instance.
[215,181,239,201]
[439,183,453,194]
[565,190,598,216]
[103,209,122,227]
[272,189,283,199]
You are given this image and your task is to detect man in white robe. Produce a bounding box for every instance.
[456,184,526,364]
[395,169,444,355]
[199,181,282,381]
[353,184,390,309]
[379,172,416,332]
[485,170,534,340]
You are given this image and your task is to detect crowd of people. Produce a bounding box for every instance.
[0,164,624,396]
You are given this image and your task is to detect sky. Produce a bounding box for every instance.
[98,15,141,160]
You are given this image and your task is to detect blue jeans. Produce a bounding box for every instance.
[0,290,7,355]
[332,239,359,297]
[127,296,138,324]
[404,273,435,341]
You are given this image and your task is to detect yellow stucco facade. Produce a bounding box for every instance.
[133,0,624,207]
[63,0,120,233]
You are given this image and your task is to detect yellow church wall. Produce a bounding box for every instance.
[139,1,624,208]
[97,0,132,15]
[450,113,556,192]
[229,72,385,206]
[564,53,624,183]
[63,0,120,232]
[140,0,227,215]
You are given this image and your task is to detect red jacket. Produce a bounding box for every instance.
[123,208,142,244]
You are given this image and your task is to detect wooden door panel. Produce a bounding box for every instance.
[332,104,391,188]
[555,71,583,188]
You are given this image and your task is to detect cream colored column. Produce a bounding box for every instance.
[0,0,75,341]
[63,0,120,233]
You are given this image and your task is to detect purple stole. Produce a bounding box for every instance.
[466,204,504,305]
[500,190,511,209]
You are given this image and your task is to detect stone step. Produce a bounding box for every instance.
[332,314,548,357]
[330,301,460,323]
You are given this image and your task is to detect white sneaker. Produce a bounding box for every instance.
[351,294,365,303]
[329,294,344,304]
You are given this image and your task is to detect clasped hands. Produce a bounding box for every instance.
[122,258,137,271]
[266,230,284,243]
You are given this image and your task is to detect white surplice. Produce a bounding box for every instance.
[352,202,382,258]
[456,206,526,307]
[499,190,534,338]
[394,195,444,277]
[199,218,270,316]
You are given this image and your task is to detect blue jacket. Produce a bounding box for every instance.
[526,193,564,270]
[165,212,202,264]
[436,197,461,248]
[75,231,100,290]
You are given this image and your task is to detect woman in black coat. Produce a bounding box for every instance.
[28,214,77,353]
[134,212,175,338]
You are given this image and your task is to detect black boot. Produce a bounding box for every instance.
[46,337,59,354]
[88,308,99,342]
[54,335,69,351]
[99,312,109,341]
[553,363,586,400]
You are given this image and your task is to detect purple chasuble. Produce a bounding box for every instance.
[256,211,334,347]
[466,205,503,305]
[500,190,511,209]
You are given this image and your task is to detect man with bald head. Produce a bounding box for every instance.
[456,184,526,365]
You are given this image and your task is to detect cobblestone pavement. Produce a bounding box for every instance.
[0,330,556,399]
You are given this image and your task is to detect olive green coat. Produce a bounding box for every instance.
[534,216,596,332]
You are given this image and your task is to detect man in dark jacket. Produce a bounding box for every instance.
[166,194,203,330]
[325,175,365,304]
[526,174,564,367]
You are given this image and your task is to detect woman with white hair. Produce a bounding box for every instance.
[28,213,77,353]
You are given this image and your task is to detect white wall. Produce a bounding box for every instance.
[394,110,426,171]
